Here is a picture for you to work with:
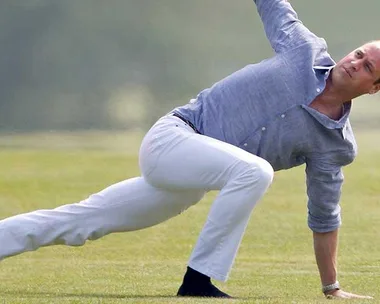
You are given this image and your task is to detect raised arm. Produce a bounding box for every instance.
[253,0,318,53]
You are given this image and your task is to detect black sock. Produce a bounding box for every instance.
[177,266,232,298]
[183,266,211,284]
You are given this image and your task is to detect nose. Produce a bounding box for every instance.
[350,60,360,71]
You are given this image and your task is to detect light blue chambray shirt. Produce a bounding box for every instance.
[172,0,358,233]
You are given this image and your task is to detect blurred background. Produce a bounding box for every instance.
[1,0,379,134]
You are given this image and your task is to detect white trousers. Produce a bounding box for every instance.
[0,115,274,282]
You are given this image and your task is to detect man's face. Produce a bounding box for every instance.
[332,42,380,97]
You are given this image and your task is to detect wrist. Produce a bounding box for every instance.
[322,281,340,294]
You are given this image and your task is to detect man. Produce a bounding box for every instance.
[0,0,378,300]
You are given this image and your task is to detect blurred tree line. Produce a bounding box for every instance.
[0,0,379,131]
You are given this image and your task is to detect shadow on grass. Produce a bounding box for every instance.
[1,290,175,299]
[1,290,267,301]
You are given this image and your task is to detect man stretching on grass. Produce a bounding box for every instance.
[0,0,378,299]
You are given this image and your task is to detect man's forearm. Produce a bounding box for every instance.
[313,229,338,286]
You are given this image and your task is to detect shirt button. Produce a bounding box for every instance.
[243,143,248,147]
[316,88,321,93]
[281,114,285,118]
[262,127,266,131]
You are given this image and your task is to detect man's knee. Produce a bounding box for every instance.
[256,159,274,186]
[237,158,274,189]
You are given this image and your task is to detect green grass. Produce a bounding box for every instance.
[0,131,379,303]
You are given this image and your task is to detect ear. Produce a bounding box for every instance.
[369,84,380,95]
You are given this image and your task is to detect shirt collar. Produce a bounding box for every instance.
[304,65,351,129]
[313,65,335,78]
[301,101,351,129]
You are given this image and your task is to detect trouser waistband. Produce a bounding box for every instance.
[171,113,201,134]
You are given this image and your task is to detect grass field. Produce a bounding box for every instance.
[0,130,379,304]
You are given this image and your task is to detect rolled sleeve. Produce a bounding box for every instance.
[305,157,343,233]
[253,0,320,53]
